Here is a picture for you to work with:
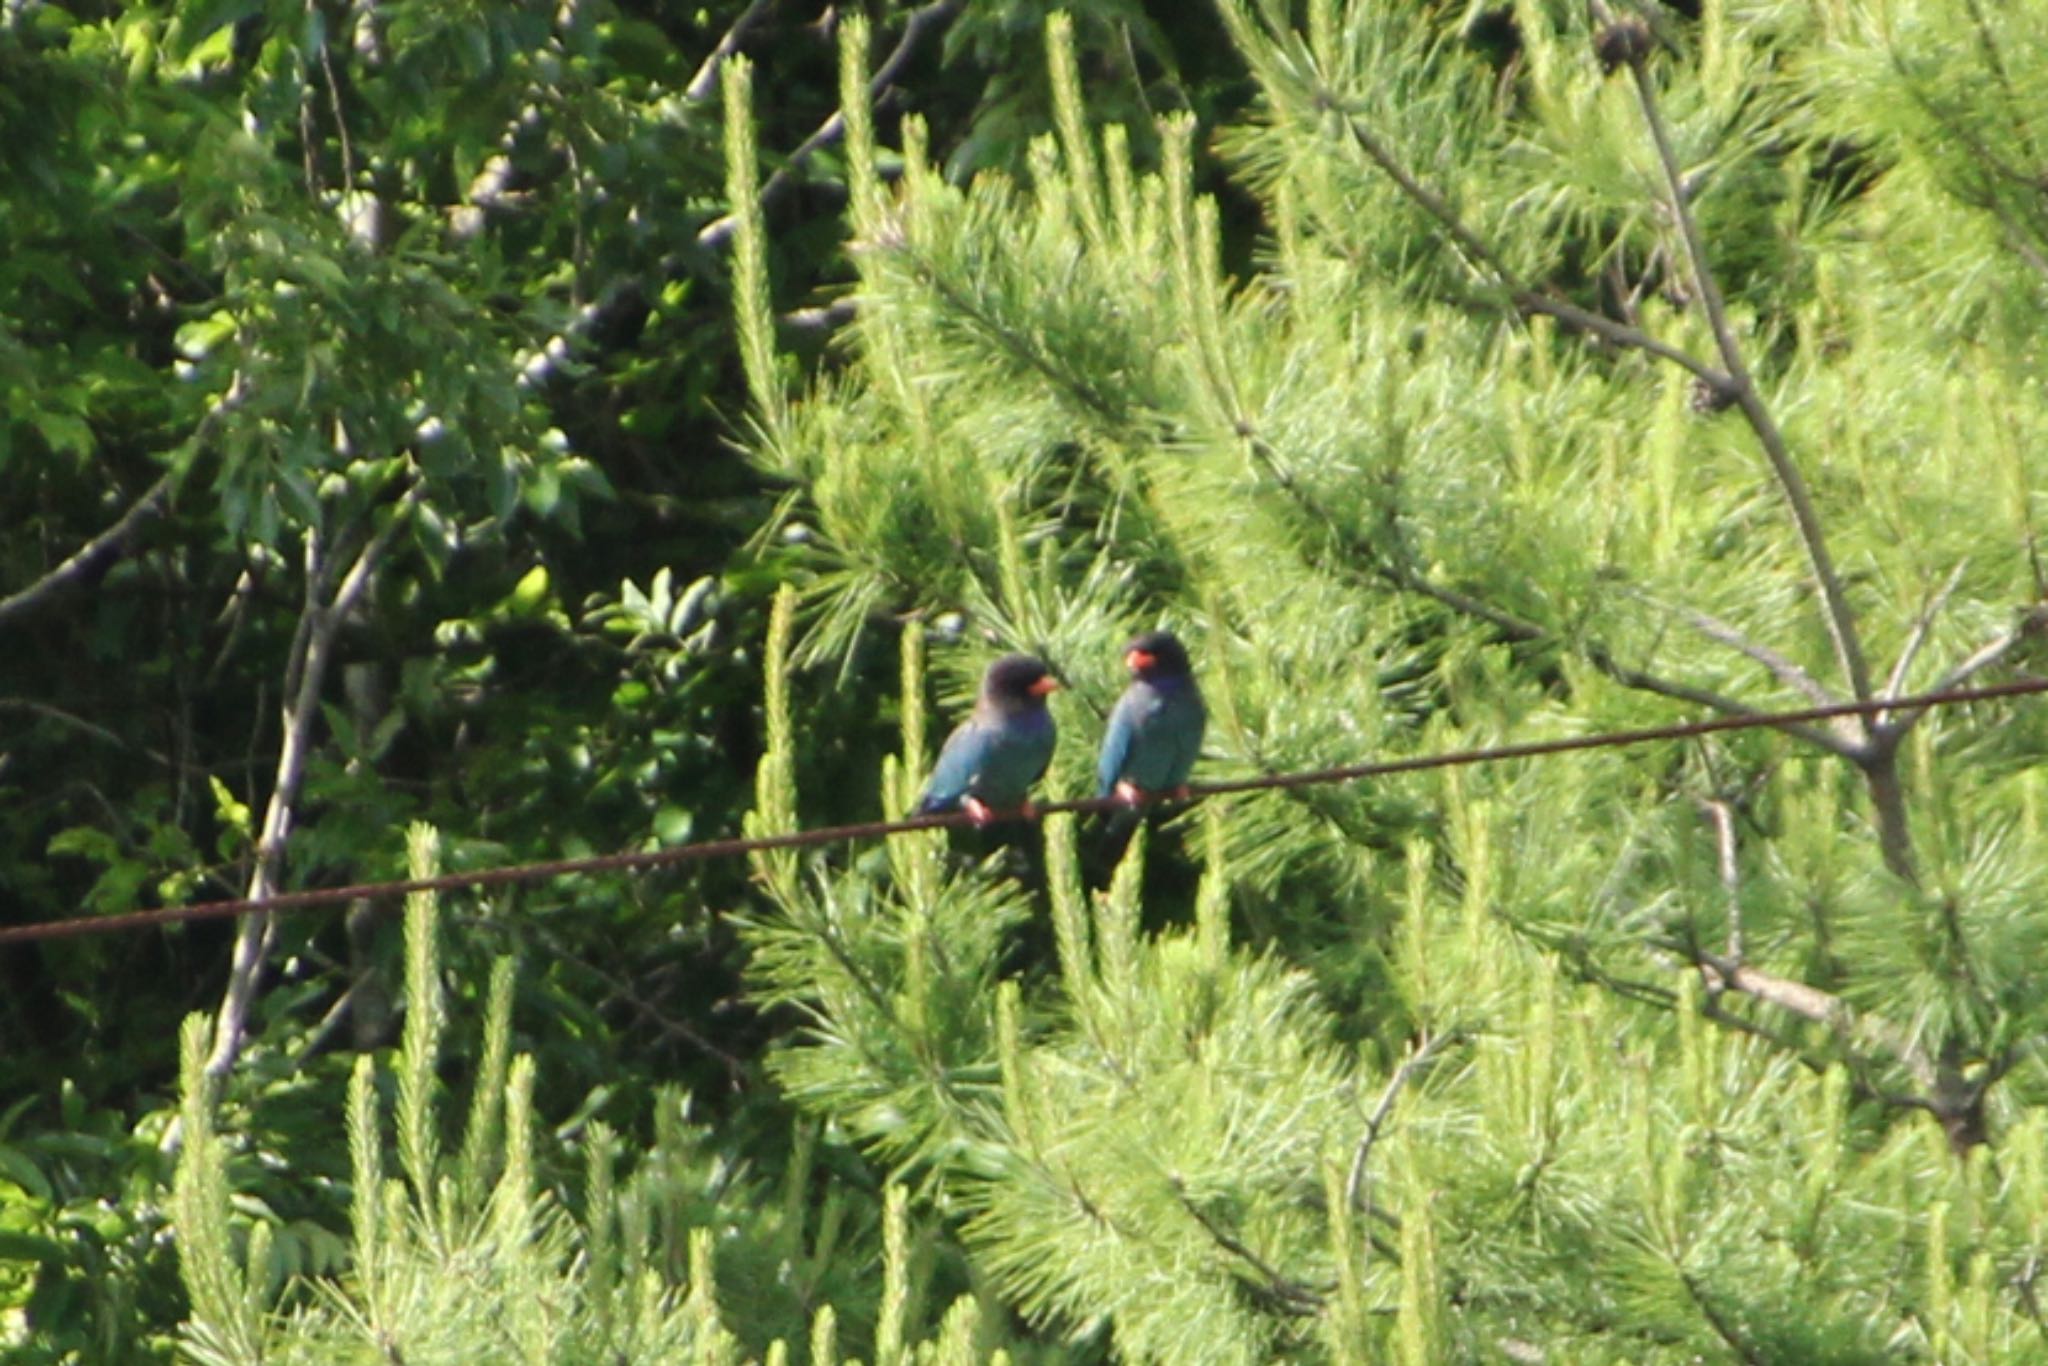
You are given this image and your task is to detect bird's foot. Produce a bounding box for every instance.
[964,796,997,827]
[1114,780,1149,807]
[1169,784,1192,801]
[1017,798,1040,822]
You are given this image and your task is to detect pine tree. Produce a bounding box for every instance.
[717,3,2048,1359]
[170,822,1040,1363]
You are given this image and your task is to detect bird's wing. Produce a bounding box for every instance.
[1096,690,1140,796]
[1029,712,1057,786]
[1173,692,1208,784]
[919,718,989,813]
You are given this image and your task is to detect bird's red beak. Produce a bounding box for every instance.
[1126,649,1155,673]
[1030,675,1062,696]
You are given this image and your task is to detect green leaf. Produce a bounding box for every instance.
[504,564,552,617]
[209,776,253,842]
[29,411,92,461]
[46,827,119,864]
[165,0,261,60]
[0,1231,65,1265]
[0,1148,51,1204]
[174,310,239,359]
[654,804,694,844]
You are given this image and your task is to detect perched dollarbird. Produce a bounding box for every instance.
[918,654,1062,824]
[1097,630,1206,803]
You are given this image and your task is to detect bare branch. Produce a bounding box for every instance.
[698,0,966,250]
[200,489,423,1091]
[288,975,366,1071]
[1665,600,1840,711]
[783,299,860,333]
[1695,798,1742,964]
[1687,947,1937,1093]
[0,472,173,629]
[685,0,778,102]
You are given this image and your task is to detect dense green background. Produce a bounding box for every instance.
[5,0,2048,1360]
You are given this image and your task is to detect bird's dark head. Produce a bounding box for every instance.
[982,653,1061,710]
[1124,630,1194,681]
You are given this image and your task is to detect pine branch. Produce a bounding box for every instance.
[884,241,1132,430]
[1676,1268,1767,1366]
[1603,4,1874,708]
[1244,435,1864,758]
[1169,1175,1325,1317]
[1878,604,2048,743]
[1882,560,1970,703]
[1326,100,1727,387]
[1663,600,1841,711]
[1344,1030,1461,1215]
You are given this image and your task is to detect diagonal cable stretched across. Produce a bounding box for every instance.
[3,676,2043,947]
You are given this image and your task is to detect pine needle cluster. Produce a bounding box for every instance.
[714,1,2048,1358]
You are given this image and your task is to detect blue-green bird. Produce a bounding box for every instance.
[918,654,1062,824]
[1097,630,1206,803]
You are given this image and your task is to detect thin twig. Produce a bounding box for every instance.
[0,699,138,755]
[1677,1268,1767,1366]
[319,17,358,198]
[1695,797,1742,964]
[2014,1248,2048,1353]
[1698,993,1826,1069]
[1344,1031,1460,1214]
[1170,1175,1325,1316]
[1666,601,1840,711]
[1997,212,2048,287]
[1882,606,2048,743]
[1882,559,1970,704]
